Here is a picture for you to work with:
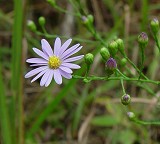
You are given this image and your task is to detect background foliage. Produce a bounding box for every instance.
[0,0,160,144]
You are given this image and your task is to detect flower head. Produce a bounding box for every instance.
[105,58,117,70]
[25,38,84,86]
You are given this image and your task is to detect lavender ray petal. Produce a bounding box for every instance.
[45,69,54,87]
[61,63,80,69]
[33,48,49,60]
[25,66,48,78]
[41,39,54,57]
[40,69,51,86]
[53,69,62,85]
[54,37,61,56]
[63,55,84,62]
[59,69,72,79]
[30,63,48,67]
[60,44,80,59]
[58,38,72,55]
[26,58,48,64]
[62,46,83,60]
[31,69,48,83]
[59,66,73,73]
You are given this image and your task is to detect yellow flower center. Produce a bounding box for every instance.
[48,56,61,69]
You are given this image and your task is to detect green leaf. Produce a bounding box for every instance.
[91,115,119,127]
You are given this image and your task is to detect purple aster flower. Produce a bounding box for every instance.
[25,38,84,86]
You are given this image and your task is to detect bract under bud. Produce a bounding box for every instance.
[100,47,110,61]
[108,40,118,57]
[121,94,131,105]
[138,32,148,46]
[38,16,46,26]
[84,53,94,65]
[27,20,37,32]
[150,18,159,34]
[127,112,136,121]
[116,38,125,55]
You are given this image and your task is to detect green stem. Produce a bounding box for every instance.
[139,44,145,79]
[133,118,160,125]
[35,31,95,43]
[124,56,148,80]
[73,75,160,85]
[0,66,12,144]
[120,79,126,94]
[12,0,24,143]
[154,34,160,52]
[116,69,129,79]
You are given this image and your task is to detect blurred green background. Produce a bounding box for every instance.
[0,0,160,144]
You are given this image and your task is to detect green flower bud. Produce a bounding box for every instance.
[87,15,94,23]
[127,112,136,121]
[27,20,37,32]
[108,40,118,57]
[116,38,125,55]
[38,16,46,26]
[84,53,94,65]
[138,32,148,46]
[150,18,159,34]
[120,58,127,67]
[121,94,131,105]
[47,0,56,7]
[100,47,110,61]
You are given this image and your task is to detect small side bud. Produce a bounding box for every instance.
[87,15,94,23]
[100,47,110,61]
[138,32,148,46]
[82,15,94,26]
[47,0,56,7]
[127,112,136,121]
[108,40,118,57]
[27,20,37,32]
[121,94,131,105]
[38,16,46,26]
[120,58,127,67]
[83,78,90,83]
[150,18,159,34]
[84,53,94,65]
[116,38,125,55]
[105,58,117,75]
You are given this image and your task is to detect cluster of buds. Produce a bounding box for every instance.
[27,16,46,32]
